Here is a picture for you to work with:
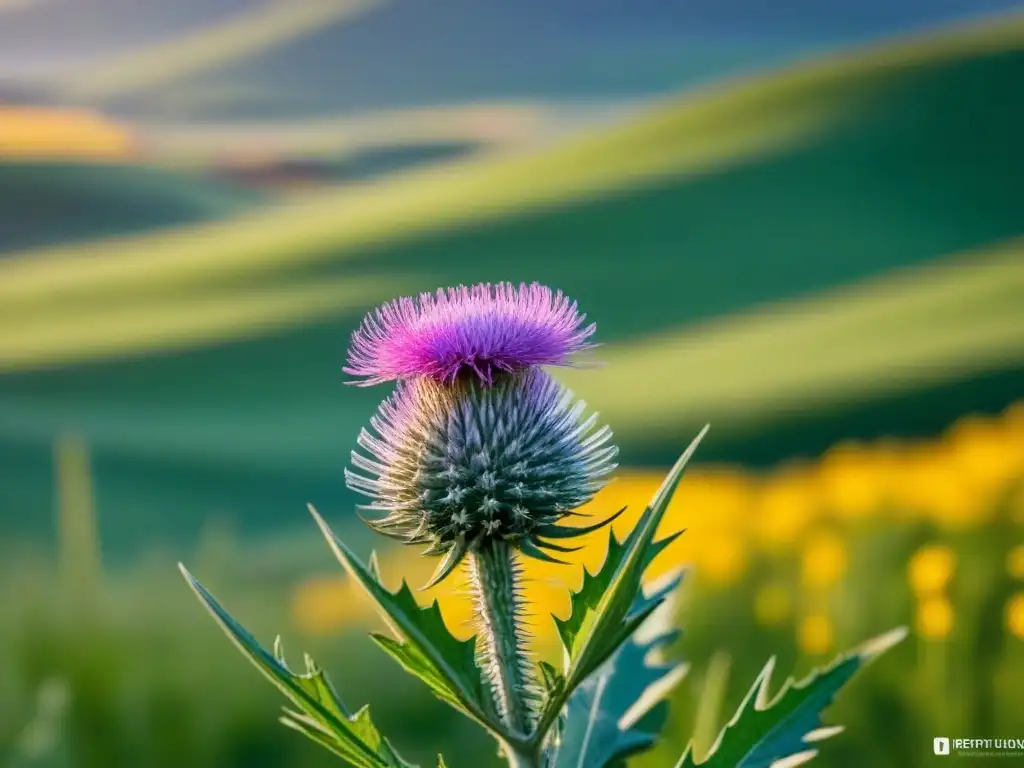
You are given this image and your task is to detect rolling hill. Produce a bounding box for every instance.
[0,161,266,253]
[0,15,1022,555]
[158,0,1024,119]
[4,0,1023,119]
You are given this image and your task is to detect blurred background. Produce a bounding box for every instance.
[1,1,1023,766]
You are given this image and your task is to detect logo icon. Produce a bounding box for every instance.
[934,738,950,755]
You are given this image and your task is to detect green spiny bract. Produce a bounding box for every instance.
[346,369,619,586]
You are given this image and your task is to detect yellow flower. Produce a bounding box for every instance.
[754,583,792,626]
[291,576,357,636]
[907,544,957,596]
[801,530,848,588]
[895,445,985,530]
[755,464,818,549]
[815,442,885,519]
[1006,593,1024,640]
[916,595,955,640]
[0,106,136,160]
[798,614,834,655]
[944,414,1024,500]
[675,469,754,533]
[696,534,748,587]
[1008,545,1024,581]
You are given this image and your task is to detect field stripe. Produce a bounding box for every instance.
[64,0,384,102]
[0,89,834,310]
[0,275,411,372]
[10,13,1024,310]
[144,101,633,164]
[559,239,1024,442]
[2,231,1021,422]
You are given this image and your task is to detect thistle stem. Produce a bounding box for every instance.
[502,745,539,768]
[468,539,534,737]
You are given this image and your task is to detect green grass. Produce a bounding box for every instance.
[0,546,487,768]
[2,489,1021,768]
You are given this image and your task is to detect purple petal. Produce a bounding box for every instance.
[344,282,597,386]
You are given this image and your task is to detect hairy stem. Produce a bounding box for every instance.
[468,539,535,737]
[502,744,540,768]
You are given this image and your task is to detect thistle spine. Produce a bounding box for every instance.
[468,539,535,736]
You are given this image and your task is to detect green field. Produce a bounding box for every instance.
[0,162,265,254]
[1,15,1022,552]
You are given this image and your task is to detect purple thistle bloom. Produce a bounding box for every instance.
[344,282,597,386]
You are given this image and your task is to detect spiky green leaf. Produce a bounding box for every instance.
[179,565,412,768]
[272,638,346,719]
[553,570,688,768]
[538,661,566,700]
[280,708,416,768]
[309,505,501,736]
[535,507,628,541]
[676,628,908,768]
[538,427,708,740]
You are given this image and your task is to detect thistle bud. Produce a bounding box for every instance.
[346,368,618,584]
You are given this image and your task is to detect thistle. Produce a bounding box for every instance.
[345,283,618,734]
[180,282,907,768]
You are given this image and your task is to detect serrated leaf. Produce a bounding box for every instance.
[273,638,347,720]
[280,711,354,758]
[555,529,629,657]
[554,570,688,768]
[309,505,500,736]
[676,627,908,768]
[539,427,708,739]
[369,633,479,717]
[279,708,415,768]
[538,661,566,699]
[180,564,412,768]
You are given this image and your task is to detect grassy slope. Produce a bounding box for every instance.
[0,162,266,253]
[104,0,1024,120]
[4,14,1023,354]
[0,17,1022,551]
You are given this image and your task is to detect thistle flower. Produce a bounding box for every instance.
[346,368,619,586]
[344,282,597,386]
[345,282,616,732]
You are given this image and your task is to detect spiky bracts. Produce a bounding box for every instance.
[344,282,597,386]
[346,368,619,586]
